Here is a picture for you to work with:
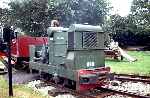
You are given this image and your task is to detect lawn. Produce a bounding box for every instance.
[106,51,150,76]
[0,76,52,98]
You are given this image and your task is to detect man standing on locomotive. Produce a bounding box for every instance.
[51,19,60,27]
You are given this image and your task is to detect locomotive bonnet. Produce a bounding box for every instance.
[29,24,110,91]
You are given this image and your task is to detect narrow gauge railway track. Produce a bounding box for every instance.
[40,79,150,98]
[98,86,150,98]
[113,73,150,83]
[37,75,150,98]
[42,80,113,98]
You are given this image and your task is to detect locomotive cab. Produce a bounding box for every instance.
[67,24,110,91]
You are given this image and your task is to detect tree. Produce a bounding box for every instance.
[103,0,150,46]
[107,14,140,46]
[0,8,11,26]
[7,0,110,36]
[131,0,150,33]
[9,0,51,36]
[51,0,110,26]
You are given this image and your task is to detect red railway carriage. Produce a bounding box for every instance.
[11,36,48,69]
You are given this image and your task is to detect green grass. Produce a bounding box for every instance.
[0,76,53,98]
[106,51,150,75]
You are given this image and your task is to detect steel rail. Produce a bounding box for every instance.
[113,73,150,83]
[113,73,150,79]
[98,87,150,98]
[40,79,114,98]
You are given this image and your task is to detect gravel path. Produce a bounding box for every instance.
[4,70,39,84]
[105,80,150,97]
[104,94,131,98]
[27,80,76,98]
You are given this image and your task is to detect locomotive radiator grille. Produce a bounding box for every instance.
[83,32,98,48]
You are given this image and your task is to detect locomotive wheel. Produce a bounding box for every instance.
[64,79,76,90]
[14,60,29,70]
[14,64,28,70]
[57,77,65,84]
[40,72,50,81]
[39,72,76,90]
[40,72,55,82]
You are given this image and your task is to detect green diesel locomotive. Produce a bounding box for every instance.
[29,24,110,91]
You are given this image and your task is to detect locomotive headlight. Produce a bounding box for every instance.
[80,77,90,83]
[81,77,90,83]
[80,74,97,84]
